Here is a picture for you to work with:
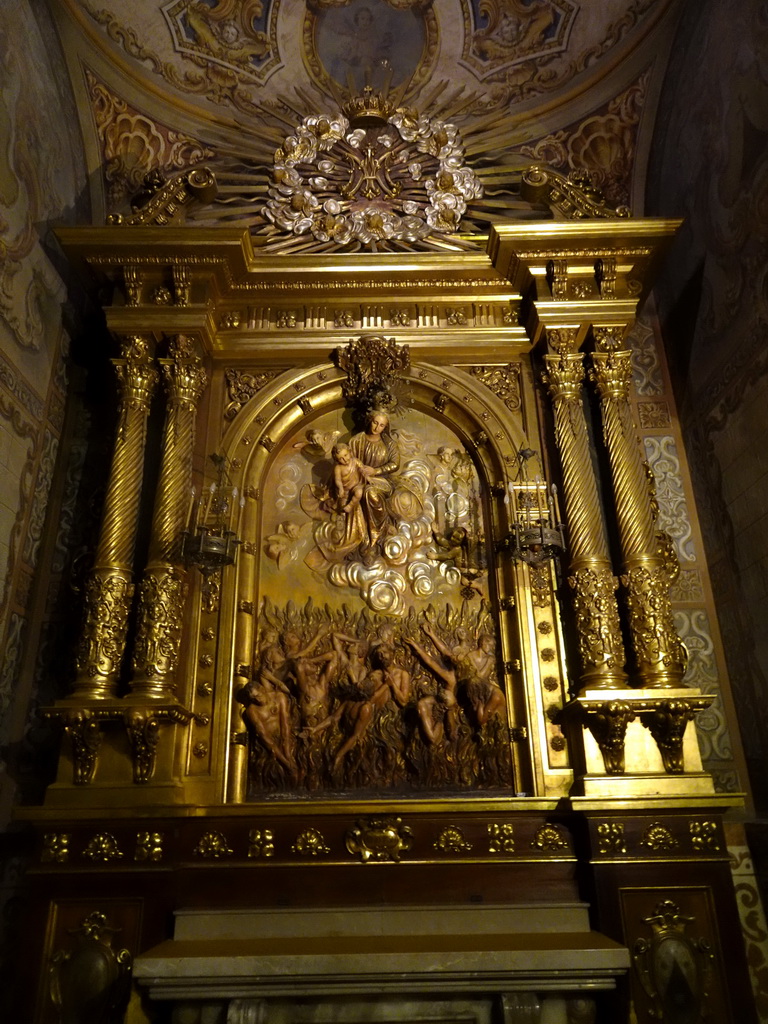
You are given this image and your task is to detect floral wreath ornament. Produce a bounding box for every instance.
[263,89,483,248]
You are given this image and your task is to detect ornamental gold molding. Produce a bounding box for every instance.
[435,825,473,854]
[83,832,125,862]
[41,833,71,863]
[638,823,678,853]
[597,822,626,856]
[292,829,330,857]
[531,824,569,852]
[248,829,275,858]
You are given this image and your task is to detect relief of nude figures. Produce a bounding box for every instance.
[239,601,512,794]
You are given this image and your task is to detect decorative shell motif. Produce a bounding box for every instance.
[264,107,482,247]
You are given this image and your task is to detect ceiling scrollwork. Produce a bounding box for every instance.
[56,0,681,226]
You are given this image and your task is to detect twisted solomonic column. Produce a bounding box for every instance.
[130,335,208,699]
[73,336,158,698]
[589,344,687,688]
[542,344,627,692]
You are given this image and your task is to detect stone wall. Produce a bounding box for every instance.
[0,0,89,819]
[646,0,768,808]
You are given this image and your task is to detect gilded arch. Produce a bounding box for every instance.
[216,347,542,799]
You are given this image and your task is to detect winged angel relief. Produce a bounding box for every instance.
[163,0,271,74]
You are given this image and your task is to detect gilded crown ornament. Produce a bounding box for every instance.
[263,95,482,249]
[341,85,395,128]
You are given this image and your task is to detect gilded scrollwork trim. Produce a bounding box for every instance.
[63,710,102,785]
[521,166,632,220]
[345,816,412,863]
[108,167,217,227]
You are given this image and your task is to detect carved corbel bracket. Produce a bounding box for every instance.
[583,700,636,774]
[564,692,713,782]
[40,703,199,785]
[62,710,102,785]
[640,699,703,774]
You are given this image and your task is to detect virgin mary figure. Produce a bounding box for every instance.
[301,407,405,565]
[347,407,399,554]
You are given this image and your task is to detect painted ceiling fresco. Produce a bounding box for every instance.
[52,0,681,232]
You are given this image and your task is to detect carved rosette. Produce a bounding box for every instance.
[641,699,696,774]
[585,700,635,774]
[542,349,626,690]
[130,336,206,698]
[590,349,686,687]
[73,337,157,698]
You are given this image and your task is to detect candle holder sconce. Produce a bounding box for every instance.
[180,453,243,581]
[499,480,566,566]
